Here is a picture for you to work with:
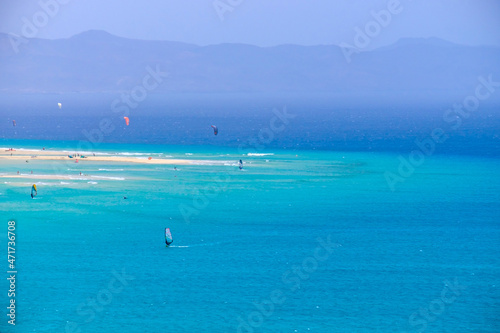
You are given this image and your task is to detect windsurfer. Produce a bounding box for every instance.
[165,228,173,247]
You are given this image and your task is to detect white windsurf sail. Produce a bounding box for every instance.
[165,228,173,246]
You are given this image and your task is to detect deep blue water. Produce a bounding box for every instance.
[1,93,499,156]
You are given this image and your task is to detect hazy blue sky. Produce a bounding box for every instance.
[1,0,499,47]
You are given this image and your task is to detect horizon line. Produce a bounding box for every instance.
[2,29,497,50]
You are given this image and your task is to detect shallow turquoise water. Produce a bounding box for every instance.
[1,141,499,332]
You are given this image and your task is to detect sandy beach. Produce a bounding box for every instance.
[0,174,127,181]
[0,148,196,165]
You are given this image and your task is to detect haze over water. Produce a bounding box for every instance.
[1,1,500,332]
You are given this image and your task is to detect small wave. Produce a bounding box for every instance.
[247,153,274,156]
[88,181,98,184]
[185,153,193,156]
[91,176,125,180]
[10,148,42,152]
[170,242,222,248]
[98,169,125,171]
[117,152,162,156]
[189,160,228,166]
[62,150,103,155]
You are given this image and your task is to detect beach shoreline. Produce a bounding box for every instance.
[0,148,197,165]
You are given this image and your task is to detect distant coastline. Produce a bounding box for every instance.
[1,30,498,94]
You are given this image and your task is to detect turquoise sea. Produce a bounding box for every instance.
[0,139,499,332]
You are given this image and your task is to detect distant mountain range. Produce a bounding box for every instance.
[1,30,499,94]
